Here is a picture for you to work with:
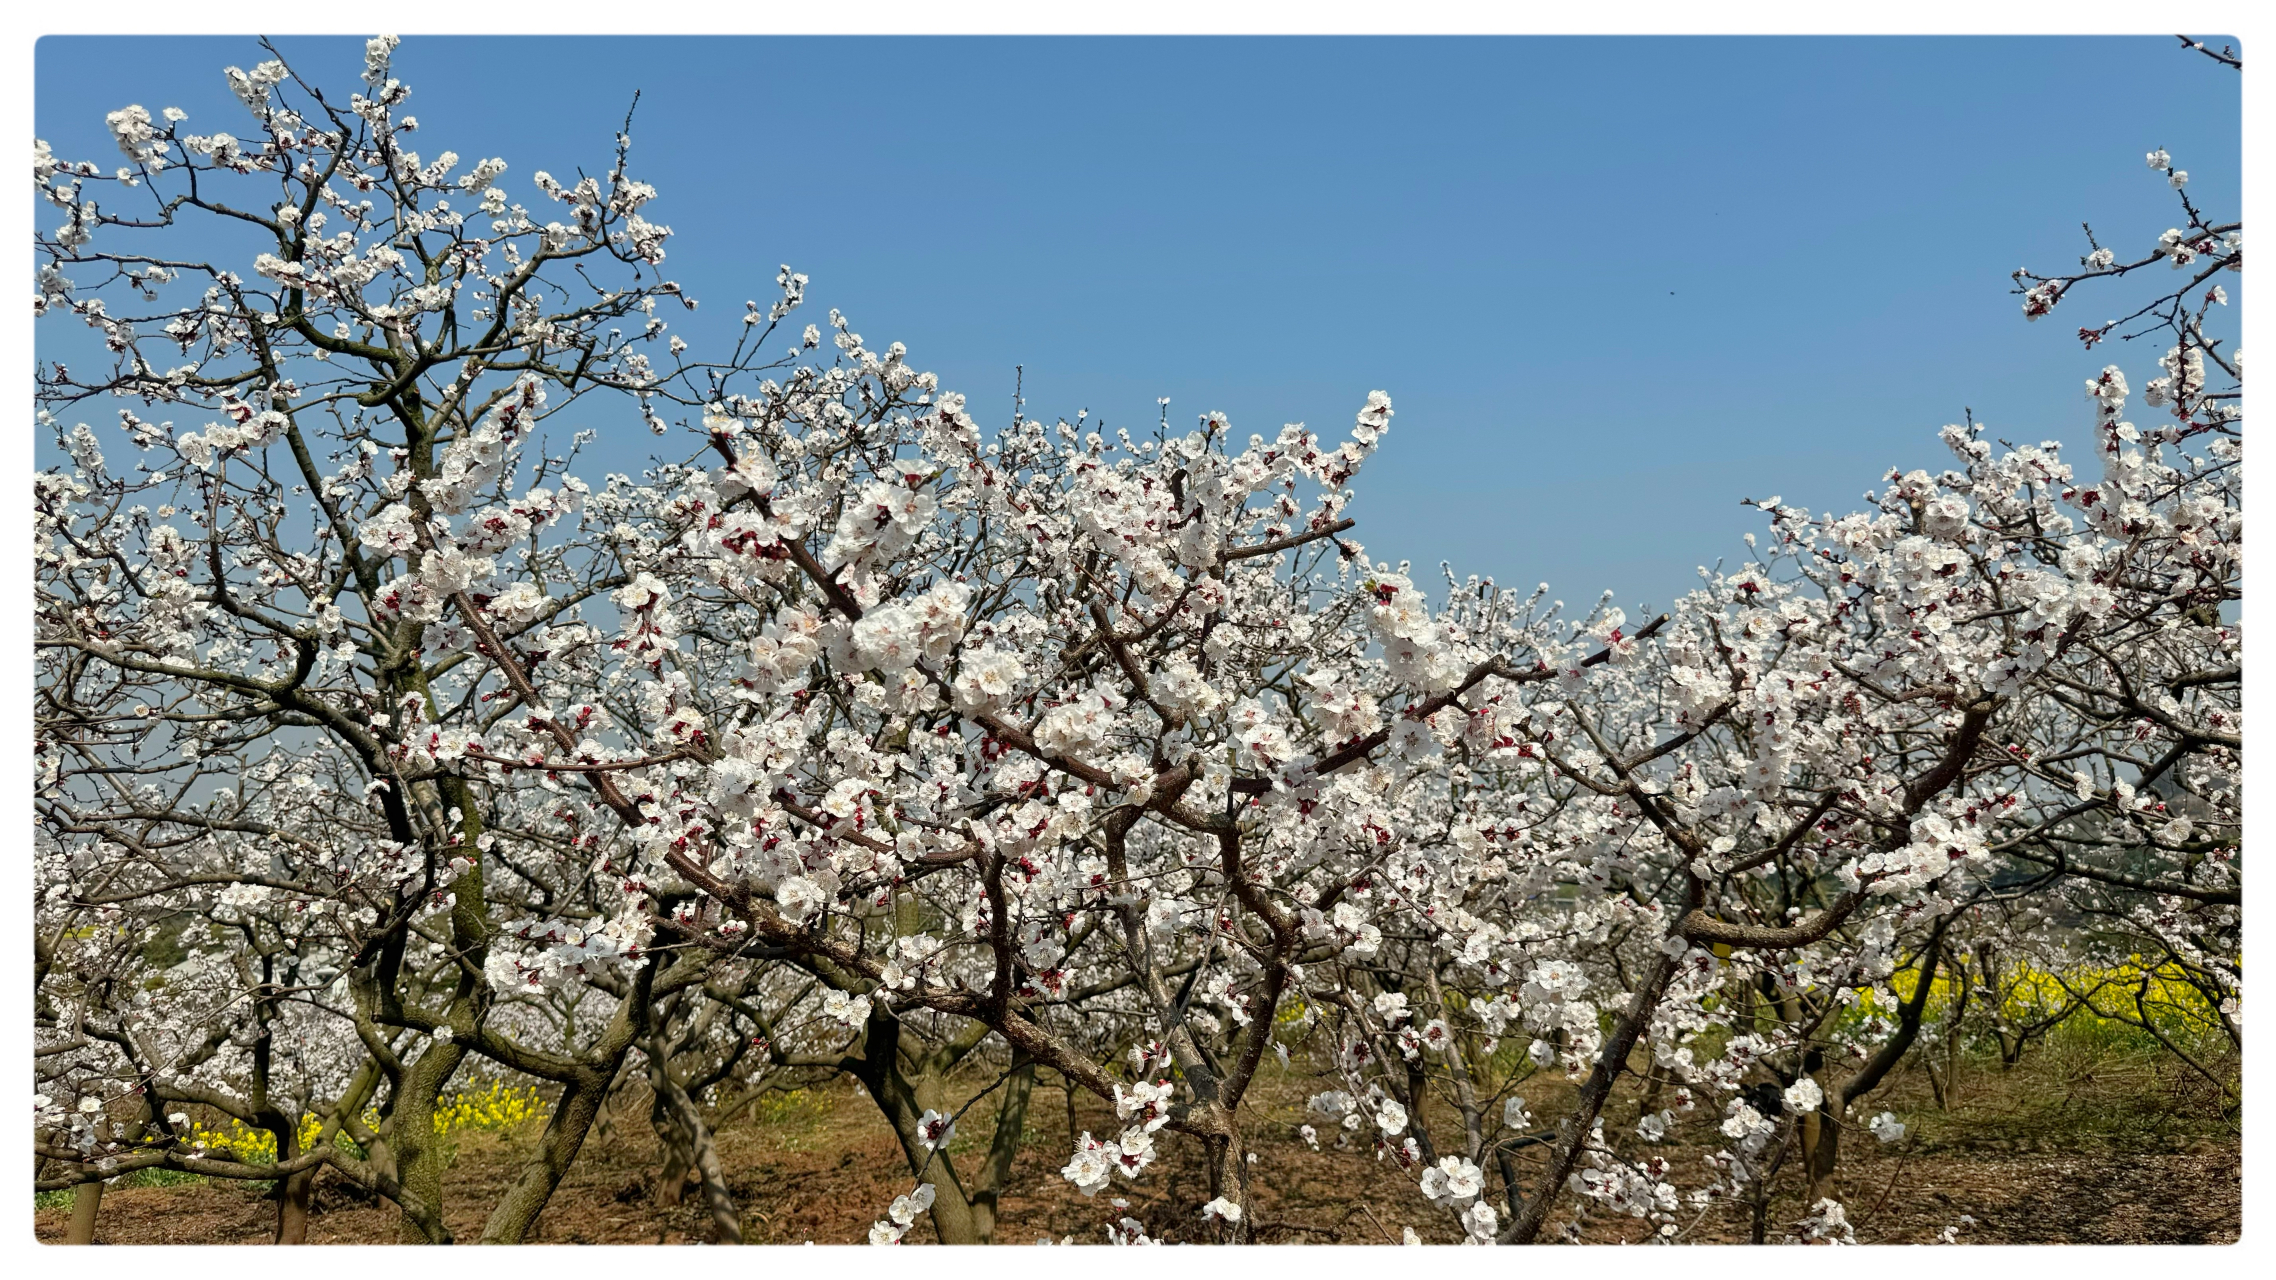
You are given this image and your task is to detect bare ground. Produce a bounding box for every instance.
[33,1052,2240,1246]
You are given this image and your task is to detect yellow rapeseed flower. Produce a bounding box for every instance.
[180,1082,547,1161]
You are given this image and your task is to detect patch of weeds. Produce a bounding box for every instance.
[1898,1037,2235,1155]
[751,1085,839,1150]
[33,1164,208,1209]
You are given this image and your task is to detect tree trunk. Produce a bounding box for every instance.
[65,1110,148,1245]
[1942,962,1971,1109]
[275,1170,315,1244]
[65,1179,104,1245]
[1402,1062,1438,1165]
[967,1055,1036,1244]
[849,1007,984,1245]
[649,1086,693,1208]
[646,1051,743,1244]
[389,1037,467,1243]
[477,1068,613,1243]
[1803,1101,1838,1205]
[373,795,488,1245]
[479,954,704,1244]
[274,1122,314,1244]
[1814,915,1950,1200]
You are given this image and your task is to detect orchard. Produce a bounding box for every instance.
[32,35,2240,1246]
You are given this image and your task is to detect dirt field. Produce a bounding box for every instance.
[34,1051,2240,1246]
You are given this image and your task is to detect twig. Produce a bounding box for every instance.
[2175,34,2242,70]
[1351,1200,1402,1244]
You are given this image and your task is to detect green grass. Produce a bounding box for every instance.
[1894,1029,2236,1155]
[35,1164,208,1209]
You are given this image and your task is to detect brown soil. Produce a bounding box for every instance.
[33,1058,2241,1246]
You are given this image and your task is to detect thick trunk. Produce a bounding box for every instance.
[273,1123,313,1244]
[1799,1094,1833,1203]
[376,778,488,1245]
[476,1069,613,1243]
[1806,1111,1839,1205]
[64,1179,104,1245]
[650,1086,693,1207]
[65,1112,147,1245]
[480,955,700,1244]
[389,1039,467,1243]
[850,1009,983,1245]
[276,1169,315,1244]
[1206,1124,1254,1242]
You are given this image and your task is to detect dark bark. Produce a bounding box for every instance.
[847,1007,984,1245]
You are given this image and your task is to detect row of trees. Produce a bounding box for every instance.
[33,36,2240,1244]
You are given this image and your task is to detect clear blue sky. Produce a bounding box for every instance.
[34,35,2242,615]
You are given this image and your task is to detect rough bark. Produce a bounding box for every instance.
[388,1037,467,1243]
[646,1047,743,1244]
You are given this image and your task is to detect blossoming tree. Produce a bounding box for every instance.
[34,36,2239,1246]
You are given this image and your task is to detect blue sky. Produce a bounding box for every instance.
[34,35,2241,615]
